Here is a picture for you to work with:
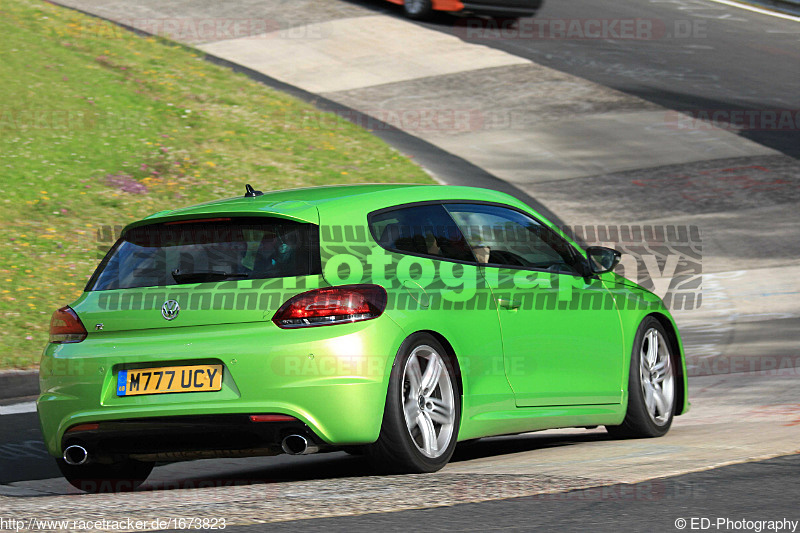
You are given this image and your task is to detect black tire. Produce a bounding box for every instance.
[367,333,461,473]
[403,0,433,20]
[56,457,154,493]
[606,317,676,439]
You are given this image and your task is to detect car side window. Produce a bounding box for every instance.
[368,204,475,262]
[445,204,581,274]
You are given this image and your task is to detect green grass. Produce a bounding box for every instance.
[0,0,434,369]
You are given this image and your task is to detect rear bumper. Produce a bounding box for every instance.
[38,316,406,458]
[60,414,324,462]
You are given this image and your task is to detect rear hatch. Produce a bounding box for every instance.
[73,215,322,333]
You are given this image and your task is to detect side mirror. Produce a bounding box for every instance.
[585,246,621,274]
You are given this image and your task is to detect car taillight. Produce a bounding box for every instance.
[49,306,88,343]
[272,284,388,329]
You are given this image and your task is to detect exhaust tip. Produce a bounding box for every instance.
[63,444,89,466]
[281,434,319,455]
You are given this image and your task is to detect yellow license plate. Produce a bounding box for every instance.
[116,365,223,396]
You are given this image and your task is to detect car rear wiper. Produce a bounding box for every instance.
[171,270,249,284]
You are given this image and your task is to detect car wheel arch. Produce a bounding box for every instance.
[393,330,464,398]
[644,312,687,416]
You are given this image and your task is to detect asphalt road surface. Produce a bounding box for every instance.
[223,454,800,532]
[414,0,800,157]
[1,0,798,530]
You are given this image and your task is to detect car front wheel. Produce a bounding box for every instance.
[607,317,676,438]
[368,333,460,473]
[403,0,433,19]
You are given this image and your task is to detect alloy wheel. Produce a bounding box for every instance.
[401,344,456,458]
[639,328,675,426]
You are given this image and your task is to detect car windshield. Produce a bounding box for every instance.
[87,217,320,291]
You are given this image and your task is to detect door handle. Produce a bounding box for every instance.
[497,298,520,310]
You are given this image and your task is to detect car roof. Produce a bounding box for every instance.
[128,184,533,230]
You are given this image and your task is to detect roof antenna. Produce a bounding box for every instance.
[244,184,263,197]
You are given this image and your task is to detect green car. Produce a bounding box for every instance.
[39,184,688,492]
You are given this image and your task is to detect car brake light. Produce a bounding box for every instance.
[272,284,388,329]
[49,306,88,344]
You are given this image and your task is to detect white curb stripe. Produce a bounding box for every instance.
[0,401,37,415]
[704,0,800,21]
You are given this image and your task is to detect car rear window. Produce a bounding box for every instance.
[87,217,321,291]
[368,204,475,262]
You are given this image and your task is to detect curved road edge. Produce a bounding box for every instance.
[44,0,569,229]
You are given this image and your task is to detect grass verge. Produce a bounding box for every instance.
[0,0,434,368]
